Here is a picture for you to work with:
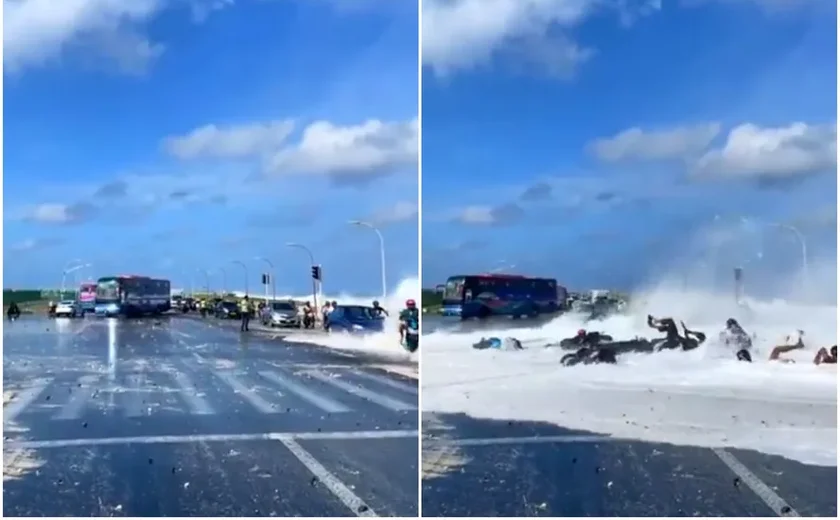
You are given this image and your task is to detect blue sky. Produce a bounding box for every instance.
[422,0,837,294]
[4,0,419,295]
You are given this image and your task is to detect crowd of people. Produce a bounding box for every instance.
[472,314,837,367]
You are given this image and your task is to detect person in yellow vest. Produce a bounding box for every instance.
[239,296,251,332]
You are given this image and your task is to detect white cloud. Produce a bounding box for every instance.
[25,202,96,224]
[422,0,660,77]
[8,237,63,252]
[456,205,497,224]
[3,0,234,75]
[589,123,722,162]
[453,203,524,225]
[265,118,418,179]
[3,0,165,74]
[694,122,837,179]
[163,120,296,159]
[369,201,418,224]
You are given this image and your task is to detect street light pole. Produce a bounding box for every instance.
[218,267,228,296]
[771,222,808,286]
[286,242,318,312]
[349,220,387,301]
[255,257,276,304]
[61,263,91,299]
[230,260,249,297]
[197,269,211,295]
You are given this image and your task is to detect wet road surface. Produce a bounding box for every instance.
[3,316,418,517]
[421,412,836,517]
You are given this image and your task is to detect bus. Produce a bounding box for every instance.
[441,274,568,320]
[78,283,97,314]
[94,275,172,317]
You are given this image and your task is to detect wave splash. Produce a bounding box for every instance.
[422,262,837,466]
[282,277,419,364]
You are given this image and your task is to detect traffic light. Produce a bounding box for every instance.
[261,274,270,285]
[311,265,321,281]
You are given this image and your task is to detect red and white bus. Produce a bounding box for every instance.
[78,283,97,313]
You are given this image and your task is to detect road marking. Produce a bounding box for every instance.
[4,429,417,450]
[279,437,378,517]
[306,371,417,412]
[173,330,194,340]
[424,434,617,448]
[169,371,214,415]
[4,380,51,424]
[351,369,418,395]
[124,373,147,417]
[54,375,100,421]
[713,448,800,517]
[258,370,350,413]
[213,371,277,414]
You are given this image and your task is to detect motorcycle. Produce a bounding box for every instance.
[402,321,419,353]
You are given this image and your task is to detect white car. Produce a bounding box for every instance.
[261,301,301,328]
[54,300,79,318]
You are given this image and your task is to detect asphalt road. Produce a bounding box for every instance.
[421,412,837,517]
[3,315,418,517]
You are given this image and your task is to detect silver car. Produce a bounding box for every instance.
[54,300,79,318]
[261,301,301,328]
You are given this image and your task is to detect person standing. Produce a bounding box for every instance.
[239,296,251,332]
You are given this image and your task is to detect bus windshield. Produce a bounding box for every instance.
[443,277,465,302]
[96,279,119,301]
[79,284,96,302]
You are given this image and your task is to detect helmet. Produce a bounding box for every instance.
[406,299,416,308]
[726,318,738,328]
[373,300,380,307]
[577,329,586,336]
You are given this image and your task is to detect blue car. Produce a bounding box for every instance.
[327,305,385,334]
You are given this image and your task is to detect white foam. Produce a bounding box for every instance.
[422,284,837,467]
[283,277,419,365]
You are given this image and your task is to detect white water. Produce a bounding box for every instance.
[282,277,419,365]
[422,276,837,466]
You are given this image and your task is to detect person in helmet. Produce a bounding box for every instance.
[814,345,837,366]
[647,315,682,350]
[769,329,805,362]
[473,337,524,351]
[371,300,389,318]
[399,299,419,344]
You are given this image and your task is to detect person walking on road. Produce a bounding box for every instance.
[239,296,251,332]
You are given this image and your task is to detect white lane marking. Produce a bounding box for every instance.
[54,375,100,421]
[5,429,417,450]
[713,448,800,517]
[4,380,51,424]
[424,435,618,447]
[258,370,350,413]
[305,370,417,412]
[124,373,147,417]
[213,371,277,414]
[351,370,418,395]
[173,330,194,340]
[169,370,214,415]
[278,437,378,517]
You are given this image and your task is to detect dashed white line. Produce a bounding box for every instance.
[123,373,147,417]
[258,370,350,413]
[351,369,418,395]
[4,380,51,424]
[54,375,100,421]
[306,370,417,412]
[279,437,378,517]
[713,448,800,517]
[169,371,214,415]
[213,371,278,414]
